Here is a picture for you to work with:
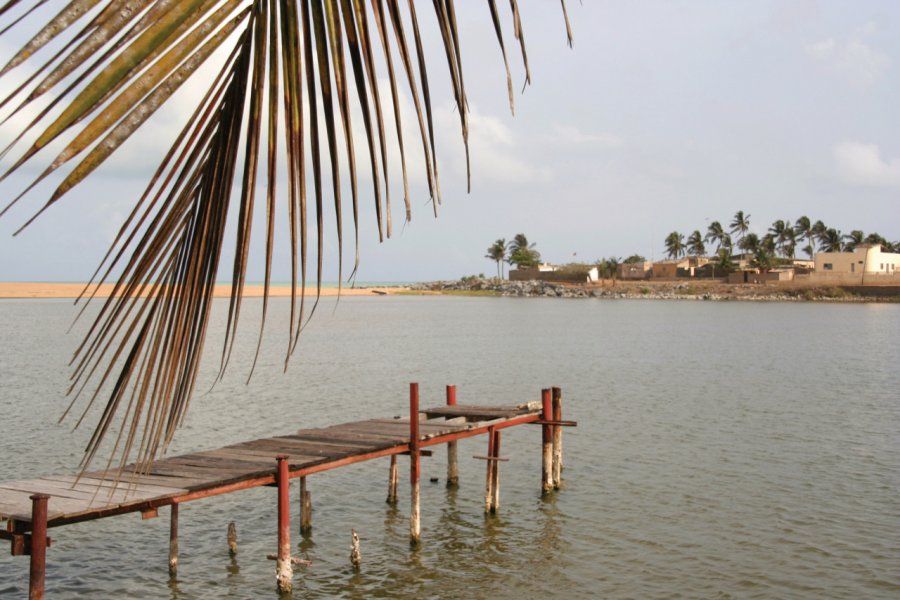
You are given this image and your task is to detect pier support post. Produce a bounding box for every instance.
[491,429,502,512]
[446,384,459,487]
[350,529,361,569]
[299,476,312,534]
[387,455,398,504]
[552,387,563,489]
[484,427,495,512]
[275,455,292,593]
[227,522,238,556]
[541,389,553,494]
[409,383,421,545]
[28,493,49,600]
[168,504,179,577]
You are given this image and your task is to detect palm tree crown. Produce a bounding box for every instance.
[664,231,685,259]
[730,210,751,248]
[686,230,705,256]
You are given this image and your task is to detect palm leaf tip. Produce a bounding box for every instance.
[0,0,573,475]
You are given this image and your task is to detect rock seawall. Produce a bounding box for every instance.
[409,279,898,302]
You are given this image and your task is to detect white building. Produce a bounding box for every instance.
[815,244,900,275]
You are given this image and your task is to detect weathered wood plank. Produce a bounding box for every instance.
[0,479,153,505]
[238,437,370,456]
[43,475,188,497]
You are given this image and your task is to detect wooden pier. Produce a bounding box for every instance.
[1,384,573,597]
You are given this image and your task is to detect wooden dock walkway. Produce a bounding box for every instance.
[2,384,572,597]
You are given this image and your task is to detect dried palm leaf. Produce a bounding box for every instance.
[0,0,572,477]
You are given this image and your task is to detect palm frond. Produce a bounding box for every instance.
[0,0,572,475]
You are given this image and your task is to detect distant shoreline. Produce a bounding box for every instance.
[0,282,409,299]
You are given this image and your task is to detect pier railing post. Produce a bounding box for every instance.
[541,389,553,494]
[552,387,563,489]
[275,455,292,593]
[168,503,178,577]
[446,384,459,488]
[28,493,49,600]
[409,382,421,545]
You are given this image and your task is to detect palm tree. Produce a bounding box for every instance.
[0,3,573,472]
[738,232,760,258]
[864,232,888,249]
[485,239,507,280]
[819,228,844,253]
[713,248,736,275]
[844,230,864,252]
[730,210,751,249]
[794,216,815,259]
[751,246,774,273]
[704,220,724,251]
[686,230,705,256]
[664,231,685,259]
[508,233,541,268]
[812,220,828,250]
[768,219,792,257]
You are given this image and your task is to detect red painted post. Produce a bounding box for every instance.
[409,383,421,543]
[29,493,49,600]
[275,455,292,593]
[541,389,553,493]
[446,384,459,487]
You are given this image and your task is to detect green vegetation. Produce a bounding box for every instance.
[508,234,542,269]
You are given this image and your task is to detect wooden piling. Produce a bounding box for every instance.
[350,529,361,569]
[168,504,178,577]
[28,494,49,600]
[275,455,292,593]
[409,383,421,544]
[299,476,312,534]
[491,430,501,512]
[446,385,459,487]
[387,455,398,504]
[552,387,563,489]
[541,389,553,493]
[484,427,495,512]
[227,522,237,556]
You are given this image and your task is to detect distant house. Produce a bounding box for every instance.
[510,264,599,283]
[728,269,793,284]
[618,261,652,280]
[651,256,709,279]
[814,244,900,275]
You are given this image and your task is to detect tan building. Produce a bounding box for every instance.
[618,261,652,280]
[815,244,900,275]
[651,256,710,279]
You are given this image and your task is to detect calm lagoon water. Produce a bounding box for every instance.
[1,296,898,598]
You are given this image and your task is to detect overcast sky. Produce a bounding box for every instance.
[0,1,897,283]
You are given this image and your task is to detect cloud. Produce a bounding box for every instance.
[805,21,891,85]
[554,125,623,147]
[833,141,900,188]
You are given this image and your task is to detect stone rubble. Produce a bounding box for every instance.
[407,278,883,302]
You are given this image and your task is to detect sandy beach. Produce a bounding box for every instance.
[0,282,405,299]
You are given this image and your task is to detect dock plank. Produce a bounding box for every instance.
[0,401,542,525]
